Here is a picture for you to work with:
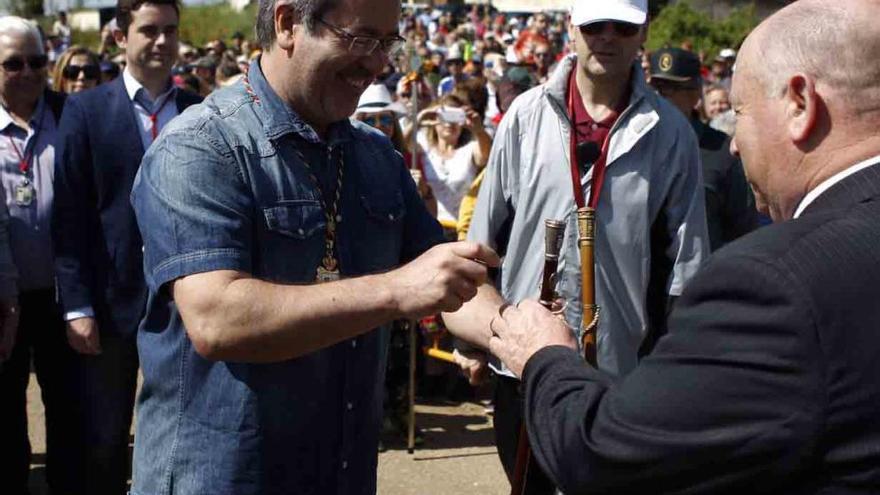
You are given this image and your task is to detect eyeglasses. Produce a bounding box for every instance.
[580,21,641,38]
[317,18,406,58]
[62,64,100,81]
[359,113,395,128]
[1,54,49,73]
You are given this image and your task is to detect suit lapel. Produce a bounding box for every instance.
[802,162,880,216]
[108,77,146,158]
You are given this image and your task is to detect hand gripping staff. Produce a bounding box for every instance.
[510,107,607,494]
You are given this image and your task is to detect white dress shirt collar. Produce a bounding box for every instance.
[793,154,880,218]
[122,67,175,107]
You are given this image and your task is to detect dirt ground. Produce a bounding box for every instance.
[25,373,509,495]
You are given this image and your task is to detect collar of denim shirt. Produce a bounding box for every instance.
[247,57,354,147]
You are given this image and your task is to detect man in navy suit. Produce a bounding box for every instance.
[479,0,880,492]
[53,0,200,492]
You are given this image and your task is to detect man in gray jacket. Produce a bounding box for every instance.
[443,0,709,490]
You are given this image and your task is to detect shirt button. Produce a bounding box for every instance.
[591,123,598,131]
[346,402,353,410]
[336,214,343,223]
[342,460,348,470]
[387,213,395,221]
[351,340,357,348]
[297,228,305,235]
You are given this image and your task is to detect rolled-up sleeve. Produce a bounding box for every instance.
[131,129,253,292]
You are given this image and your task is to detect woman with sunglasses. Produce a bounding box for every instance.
[353,83,436,214]
[51,46,100,94]
[413,93,490,229]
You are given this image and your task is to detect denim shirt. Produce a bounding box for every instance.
[130,59,444,495]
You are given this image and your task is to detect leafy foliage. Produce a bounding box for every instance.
[647,1,760,59]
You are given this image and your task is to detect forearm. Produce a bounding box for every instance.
[442,283,504,349]
[472,127,492,169]
[179,272,401,363]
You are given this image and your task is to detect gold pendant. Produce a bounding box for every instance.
[316,256,340,283]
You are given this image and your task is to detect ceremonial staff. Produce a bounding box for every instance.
[510,136,603,494]
[511,220,566,495]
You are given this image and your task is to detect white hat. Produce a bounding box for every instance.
[719,48,737,60]
[355,83,406,116]
[571,0,648,27]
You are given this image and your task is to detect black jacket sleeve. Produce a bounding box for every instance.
[52,96,97,313]
[523,254,824,494]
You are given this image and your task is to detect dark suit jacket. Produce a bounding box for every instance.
[53,78,201,337]
[523,164,880,494]
[693,119,760,251]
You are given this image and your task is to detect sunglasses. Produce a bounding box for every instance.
[580,21,641,38]
[1,54,49,73]
[360,113,395,127]
[62,64,100,81]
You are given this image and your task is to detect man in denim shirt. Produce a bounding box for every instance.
[129,0,499,493]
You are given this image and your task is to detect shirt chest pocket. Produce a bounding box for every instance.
[350,190,406,272]
[259,200,326,281]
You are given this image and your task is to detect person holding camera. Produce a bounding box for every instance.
[414,93,491,227]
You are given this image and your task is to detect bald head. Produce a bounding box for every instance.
[740,0,880,115]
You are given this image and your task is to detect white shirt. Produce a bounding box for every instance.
[122,68,179,152]
[424,140,478,224]
[793,154,880,218]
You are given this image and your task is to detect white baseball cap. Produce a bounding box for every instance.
[571,0,648,27]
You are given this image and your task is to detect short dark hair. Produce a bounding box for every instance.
[255,0,338,51]
[116,0,181,36]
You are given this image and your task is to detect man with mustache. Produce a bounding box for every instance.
[489,0,880,492]
[443,0,709,491]
[52,0,201,492]
[129,0,498,492]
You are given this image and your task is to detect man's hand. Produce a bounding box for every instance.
[488,300,576,378]
[0,296,19,363]
[66,317,102,355]
[387,242,500,320]
[453,348,489,386]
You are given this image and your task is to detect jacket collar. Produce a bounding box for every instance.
[800,157,880,217]
[246,57,352,146]
[543,54,660,166]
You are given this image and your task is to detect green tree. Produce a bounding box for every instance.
[647,1,760,59]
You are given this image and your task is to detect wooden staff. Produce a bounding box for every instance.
[577,207,598,367]
[511,219,566,495]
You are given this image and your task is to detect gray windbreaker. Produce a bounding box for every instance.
[468,54,709,378]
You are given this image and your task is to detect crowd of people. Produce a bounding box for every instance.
[2,0,879,493]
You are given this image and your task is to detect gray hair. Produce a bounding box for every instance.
[751,0,880,113]
[255,0,338,50]
[0,16,44,51]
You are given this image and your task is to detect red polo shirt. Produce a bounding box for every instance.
[568,68,629,150]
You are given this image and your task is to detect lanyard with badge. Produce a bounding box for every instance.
[5,112,42,207]
[242,71,344,284]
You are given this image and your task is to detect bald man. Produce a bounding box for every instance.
[485,0,880,492]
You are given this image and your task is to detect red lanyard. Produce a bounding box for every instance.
[6,124,41,175]
[567,76,613,210]
[138,93,173,141]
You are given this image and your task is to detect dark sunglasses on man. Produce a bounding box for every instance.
[63,64,101,81]
[1,54,49,73]
[360,113,395,128]
[580,21,641,38]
